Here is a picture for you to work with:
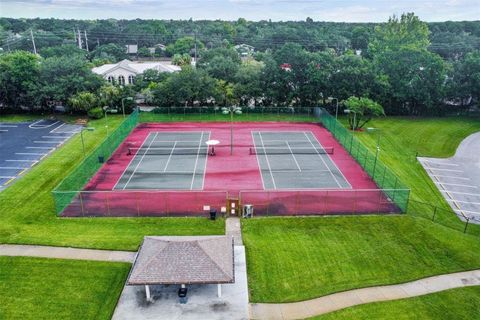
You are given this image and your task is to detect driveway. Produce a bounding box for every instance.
[112,246,248,320]
[418,131,480,223]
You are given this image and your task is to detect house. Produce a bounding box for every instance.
[92,59,181,85]
[234,44,255,57]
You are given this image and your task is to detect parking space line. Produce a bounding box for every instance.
[34,141,58,144]
[0,125,18,128]
[440,190,480,197]
[0,167,25,169]
[42,136,66,139]
[0,176,15,179]
[18,169,27,175]
[26,146,55,149]
[29,120,59,129]
[426,167,463,172]
[423,160,459,166]
[6,159,37,162]
[15,152,45,155]
[431,174,470,180]
[446,199,480,205]
[0,129,8,132]
[434,181,477,188]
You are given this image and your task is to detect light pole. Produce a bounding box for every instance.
[367,127,382,178]
[329,96,339,136]
[103,106,109,137]
[121,97,133,118]
[344,109,357,152]
[222,106,242,155]
[80,127,95,158]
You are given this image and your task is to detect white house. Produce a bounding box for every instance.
[92,59,181,85]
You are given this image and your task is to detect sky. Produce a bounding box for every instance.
[0,0,479,22]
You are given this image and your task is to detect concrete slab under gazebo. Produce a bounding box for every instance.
[127,236,235,302]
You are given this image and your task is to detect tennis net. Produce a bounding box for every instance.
[127,147,209,156]
[250,146,334,155]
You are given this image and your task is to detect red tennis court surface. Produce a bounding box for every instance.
[62,122,401,217]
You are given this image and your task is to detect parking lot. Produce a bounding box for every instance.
[418,132,480,223]
[0,119,82,192]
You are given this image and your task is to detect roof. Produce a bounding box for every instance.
[127,236,235,285]
[92,59,181,76]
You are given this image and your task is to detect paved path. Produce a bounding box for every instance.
[226,216,243,246]
[250,270,480,319]
[0,244,135,263]
[418,131,480,223]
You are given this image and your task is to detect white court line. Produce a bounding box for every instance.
[431,174,470,181]
[136,170,195,174]
[122,132,159,190]
[163,141,177,172]
[251,132,266,190]
[434,181,477,188]
[440,190,480,197]
[190,132,204,190]
[259,132,277,190]
[269,169,333,173]
[303,131,342,188]
[422,159,459,166]
[26,146,54,149]
[446,199,480,205]
[15,152,45,156]
[426,167,463,173]
[285,141,301,172]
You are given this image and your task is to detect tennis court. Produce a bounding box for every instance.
[55,119,407,217]
[114,132,210,190]
[252,131,351,190]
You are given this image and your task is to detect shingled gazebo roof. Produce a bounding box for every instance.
[127,236,234,285]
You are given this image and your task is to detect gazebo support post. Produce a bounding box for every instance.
[145,285,152,302]
[217,284,222,298]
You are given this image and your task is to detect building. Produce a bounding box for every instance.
[92,59,181,85]
[234,44,255,57]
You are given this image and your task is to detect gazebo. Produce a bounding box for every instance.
[127,236,235,301]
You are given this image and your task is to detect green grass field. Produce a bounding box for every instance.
[312,286,480,320]
[0,256,129,320]
[350,117,480,235]
[243,216,480,303]
[0,114,224,250]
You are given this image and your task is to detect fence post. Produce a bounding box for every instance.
[79,192,85,217]
[464,218,470,233]
[392,178,398,201]
[432,206,437,221]
[381,167,387,188]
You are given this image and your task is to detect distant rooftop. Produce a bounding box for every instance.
[92,59,181,76]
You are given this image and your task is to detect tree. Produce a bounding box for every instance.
[90,43,128,62]
[0,51,40,110]
[233,61,263,106]
[197,47,241,82]
[34,55,103,108]
[448,51,480,107]
[172,53,192,66]
[40,45,86,58]
[369,13,430,55]
[68,91,97,112]
[166,36,204,56]
[343,96,385,130]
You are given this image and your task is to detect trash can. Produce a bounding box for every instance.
[209,208,217,220]
[243,204,254,218]
[178,287,188,304]
[98,156,105,163]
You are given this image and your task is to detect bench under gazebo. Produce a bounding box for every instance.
[127,235,235,301]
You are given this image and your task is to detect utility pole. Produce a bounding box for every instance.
[84,30,89,52]
[77,28,82,49]
[194,31,197,67]
[97,38,100,47]
[30,29,37,55]
[73,28,77,44]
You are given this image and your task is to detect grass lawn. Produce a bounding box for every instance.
[0,114,224,250]
[243,216,480,303]
[350,116,480,235]
[0,256,129,320]
[312,286,480,320]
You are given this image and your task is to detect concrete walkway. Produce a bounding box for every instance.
[0,244,135,263]
[250,270,480,319]
[226,216,243,246]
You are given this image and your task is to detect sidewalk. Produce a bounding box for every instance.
[0,244,135,263]
[250,269,480,319]
[226,216,243,246]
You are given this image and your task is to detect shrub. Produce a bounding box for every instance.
[87,107,104,119]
